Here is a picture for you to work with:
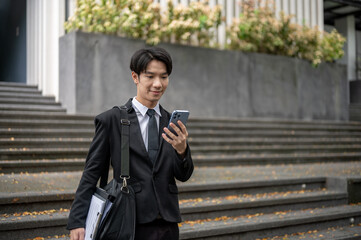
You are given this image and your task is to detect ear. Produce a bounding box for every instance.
[131,71,139,84]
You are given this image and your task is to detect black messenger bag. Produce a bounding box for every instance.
[93,106,136,240]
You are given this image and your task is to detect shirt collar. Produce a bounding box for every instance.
[132,97,162,117]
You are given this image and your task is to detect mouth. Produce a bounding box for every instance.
[150,90,162,95]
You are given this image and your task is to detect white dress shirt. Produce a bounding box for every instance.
[132,97,161,151]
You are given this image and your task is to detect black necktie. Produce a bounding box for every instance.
[147,109,159,164]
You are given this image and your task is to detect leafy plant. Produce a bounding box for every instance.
[64,0,222,47]
[226,0,346,66]
[65,0,345,66]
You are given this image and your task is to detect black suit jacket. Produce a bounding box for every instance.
[67,99,194,230]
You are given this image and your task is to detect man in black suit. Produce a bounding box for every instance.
[67,47,194,240]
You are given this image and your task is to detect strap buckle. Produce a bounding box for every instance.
[120,175,130,193]
[121,119,130,125]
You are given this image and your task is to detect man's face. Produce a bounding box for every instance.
[132,60,169,108]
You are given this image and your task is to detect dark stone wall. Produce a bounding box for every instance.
[350,80,361,103]
[60,31,348,121]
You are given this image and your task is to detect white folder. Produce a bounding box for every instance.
[84,194,106,240]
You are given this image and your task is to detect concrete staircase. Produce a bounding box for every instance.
[1,82,361,240]
[350,103,361,122]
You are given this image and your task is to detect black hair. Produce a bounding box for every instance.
[130,47,172,76]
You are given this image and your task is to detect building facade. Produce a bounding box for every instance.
[1,0,360,101]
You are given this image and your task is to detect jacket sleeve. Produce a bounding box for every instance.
[173,143,194,182]
[67,116,110,230]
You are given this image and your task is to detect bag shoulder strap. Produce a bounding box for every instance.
[99,105,130,188]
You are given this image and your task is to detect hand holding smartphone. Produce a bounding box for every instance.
[167,110,189,136]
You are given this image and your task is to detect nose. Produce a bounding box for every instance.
[153,78,162,88]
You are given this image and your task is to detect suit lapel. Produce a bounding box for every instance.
[124,99,153,167]
[123,99,170,169]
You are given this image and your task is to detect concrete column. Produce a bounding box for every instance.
[316,0,323,31]
[29,0,44,90]
[67,0,77,19]
[336,15,357,81]
[290,0,296,22]
[26,0,65,100]
[282,0,289,15]
[275,0,281,18]
[180,0,188,6]
[26,0,35,85]
[310,0,317,27]
[296,0,303,25]
[217,0,226,48]
[304,0,310,27]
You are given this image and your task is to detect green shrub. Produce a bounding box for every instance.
[226,0,346,66]
[64,0,222,47]
[64,0,345,66]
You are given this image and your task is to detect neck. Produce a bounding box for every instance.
[135,97,158,109]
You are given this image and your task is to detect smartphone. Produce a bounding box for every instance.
[167,110,189,135]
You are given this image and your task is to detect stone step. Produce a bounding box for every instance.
[0,93,55,101]
[0,119,93,129]
[0,129,94,138]
[1,204,360,240]
[350,117,361,122]
[0,209,69,240]
[2,153,361,173]
[2,137,361,149]
[188,129,361,138]
[0,91,43,99]
[188,122,361,131]
[0,111,93,121]
[0,148,88,160]
[0,104,66,112]
[2,128,361,139]
[178,204,361,239]
[179,177,330,200]
[1,164,360,239]
[0,97,61,106]
[0,138,92,148]
[41,235,70,240]
[1,118,361,132]
[189,116,361,127]
[193,152,361,166]
[189,137,361,146]
[2,188,342,221]
[180,189,348,221]
[0,82,38,89]
[190,144,361,155]
[0,169,328,214]
[350,112,361,116]
[185,162,361,187]
[27,223,361,240]
[1,111,361,128]
[0,82,39,90]
[0,188,345,233]
[0,87,42,95]
[0,159,85,173]
[1,145,360,161]
[349,104,361,122]
[269,223,361,240]
[350,114,361,122]
[349,103,361,108]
